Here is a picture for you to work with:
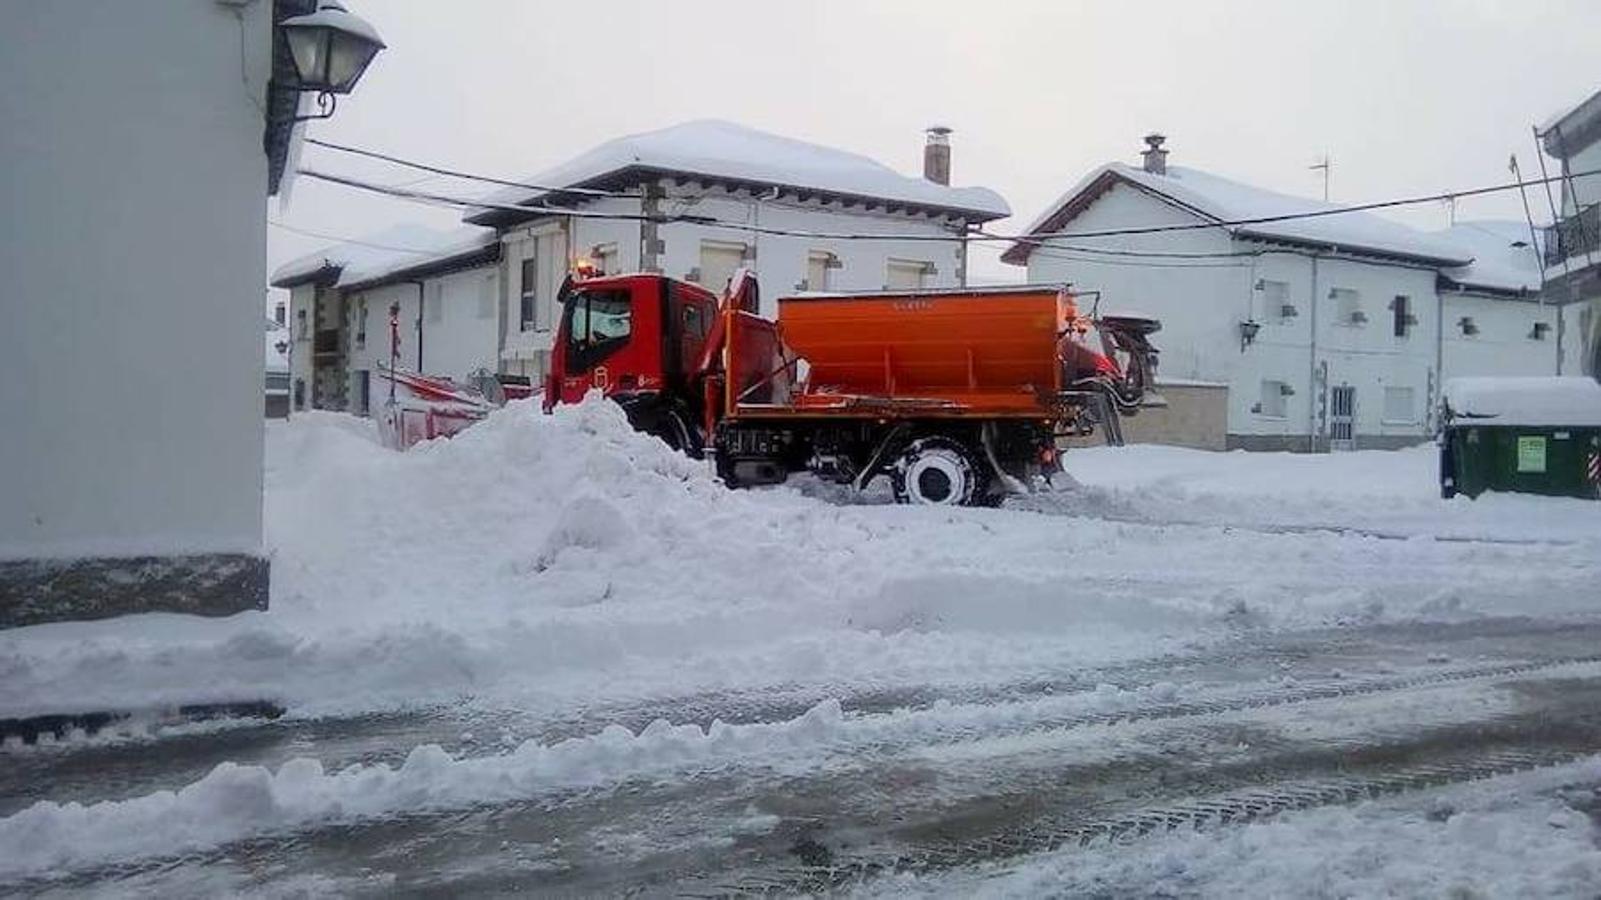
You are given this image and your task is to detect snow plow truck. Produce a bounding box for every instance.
[545,269,1160,506]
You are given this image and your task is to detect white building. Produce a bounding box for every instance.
[273,225,501,414]
[465,120,1010,381]
[1004,136,1560,451]
[1,1,380,625]
[277,120,1010,404]
[1539,88,1601,378]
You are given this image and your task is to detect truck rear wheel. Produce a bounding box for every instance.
[891,436,984,506]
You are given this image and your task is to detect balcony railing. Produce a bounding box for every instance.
[1544,204,1601,267]
[313,329,341,356]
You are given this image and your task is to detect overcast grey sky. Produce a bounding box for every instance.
[268,0,1601,294]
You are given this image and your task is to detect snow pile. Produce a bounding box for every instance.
[1019,442,1601,544]
[1444,376,1601,427]
[0,699,847,879]
[858,758,1601,899]
[473,119,1010,219]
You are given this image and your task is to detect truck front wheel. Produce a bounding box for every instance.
[891,436,984,506]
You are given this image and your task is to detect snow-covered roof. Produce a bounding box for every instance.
[1443,377,1601,427]
[467,119,1009,225]
[270,224,498,289]
[1538,87,1601,152]
[1005,163,1471,266]
[1434,221,1544,295]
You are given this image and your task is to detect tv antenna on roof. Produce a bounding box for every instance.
[1309,154,1331,201]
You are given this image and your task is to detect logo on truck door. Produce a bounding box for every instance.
[593,366,609,390]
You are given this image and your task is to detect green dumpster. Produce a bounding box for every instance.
[1440,377,1601,500]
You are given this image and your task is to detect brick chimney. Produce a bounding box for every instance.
[1140,133,1168,175]
[923,126,952,185]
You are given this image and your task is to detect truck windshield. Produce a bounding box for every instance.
[564,288,632,368]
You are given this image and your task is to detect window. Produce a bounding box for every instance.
[273,302,286,326]
[697,241,747,293]
[355,298,367,349]
[563,288,633,370]
[1330,288,1364,325]
[1260,279,1295,322]
[806,251,838,291]
[477,273,495,319]
[520,257,537,331]
[1256,379,1289,418]
[683,304,706,338]
[427,283,444,324]
[1383,386,1416,423]
[296,308,309,341]
[1529,322,1552,341]
[887,259,933,290]
[1458,316,1479,337]
[1390,295,1415,338]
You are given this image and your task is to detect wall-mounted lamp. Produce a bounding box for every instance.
[1239,319,1262,352]
[273,1,386,124]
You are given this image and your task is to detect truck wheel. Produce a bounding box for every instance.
[891,437,984,506]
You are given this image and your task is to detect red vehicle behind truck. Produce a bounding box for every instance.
[545,270,1159,506]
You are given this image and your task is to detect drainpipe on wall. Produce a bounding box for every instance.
[1305,254,1320,452]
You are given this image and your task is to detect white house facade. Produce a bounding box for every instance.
[468,120,1010,381]
[278,120,1009,404]
[273,225,501,414]
[1005,137,1561,451]
[1,0,380,625]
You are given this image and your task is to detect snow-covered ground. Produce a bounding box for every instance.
[3,402,1595,723]
[2,400,1598,891]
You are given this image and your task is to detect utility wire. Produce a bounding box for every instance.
[298,161,1601,247]
[304,137,642,199]
[268,220,439,254]
[1002,167,1601,244]
[298,169,680,222]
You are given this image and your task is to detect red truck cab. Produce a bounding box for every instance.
[545,273,722,452]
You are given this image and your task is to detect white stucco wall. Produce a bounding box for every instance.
[654,187,967,318]
[1442,293,1560,380]
[493,183,972,377]
[1,2,270,558]
[338,263,501,412]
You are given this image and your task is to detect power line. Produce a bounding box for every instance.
[268,220,440,254]
[297,158,1601,247]
[297,169,676,222]
[296,168,974,240]
[972,230,1264,260]
[303,137,641,199]
[1004,167,1601,244]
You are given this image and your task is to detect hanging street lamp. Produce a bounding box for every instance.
[275,1,385,122]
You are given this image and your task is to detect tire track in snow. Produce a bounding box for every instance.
[14,661,1601,893]
[702,680,1601,896]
